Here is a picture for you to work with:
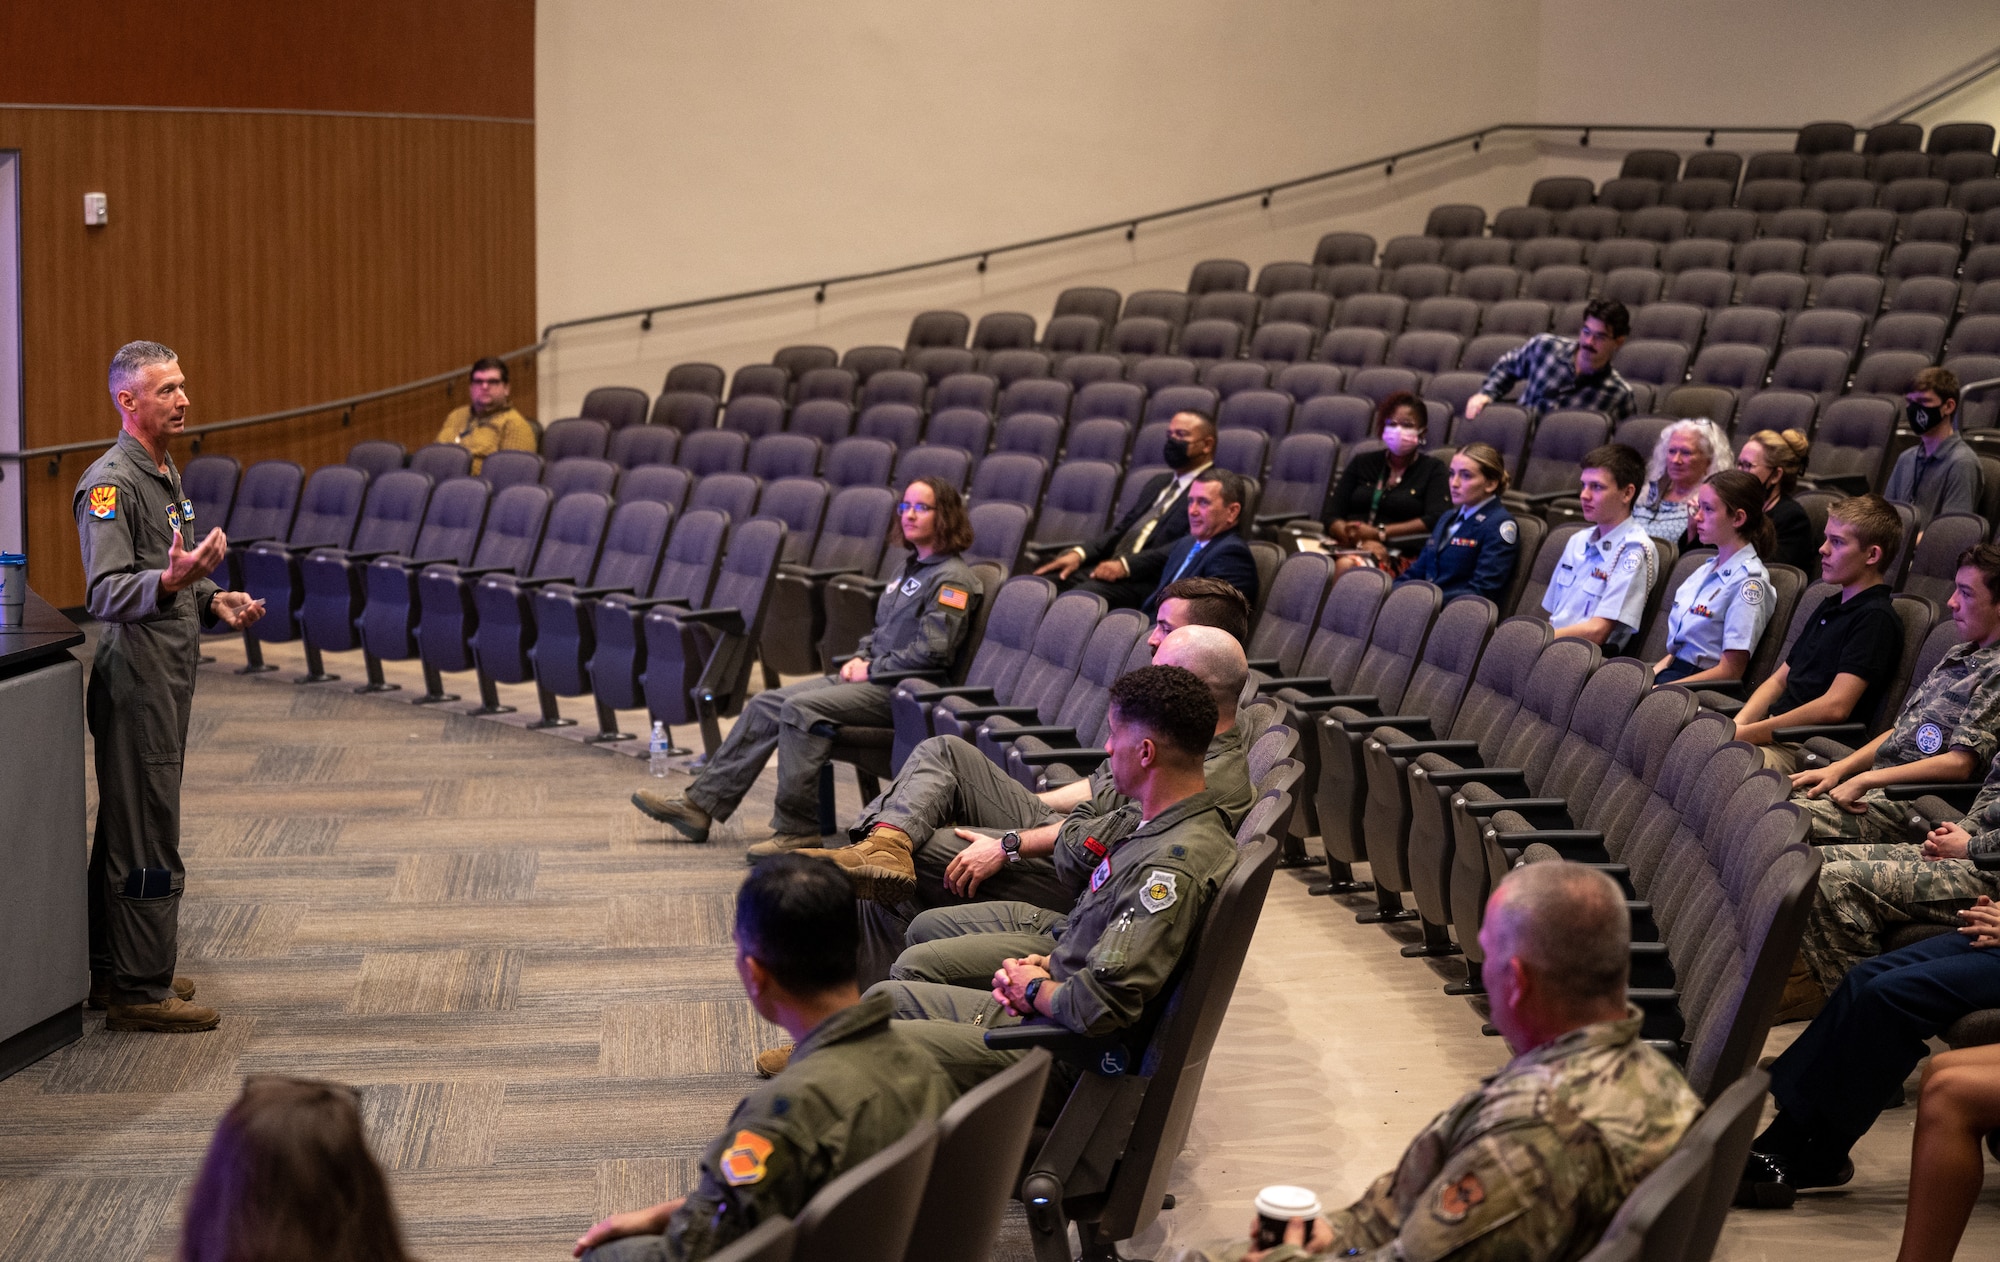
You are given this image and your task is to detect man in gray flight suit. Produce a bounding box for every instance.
[798,625,1253,990]
[874,666,1241,1098]
[77,342,265,1032]
[633,478,981,844]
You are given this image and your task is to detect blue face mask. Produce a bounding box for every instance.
[1908,400,1949,433]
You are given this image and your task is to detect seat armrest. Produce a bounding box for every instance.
[570,584,636,599]
[613,595,692,610]
[1460,796,1573,828]
[985,725,1080,746]
[1492,827,1607,853]
[779,564,865,580]
[869,668,949,686]
[982,1020,1139,1075]
[1292,693,1383,714]
[343,548,401,563]
[226,535,275,550]
[917,684,999,704]
[1769,722,1866,744]
[1882,781,1985,811]
[960,705,1047,722]
[452,563,516,580]
[1245,658,1284,673]
[512,574,577,590]
[1387,738,1482,763]
[1518,488,1578,506]
[1343,713,1435,738]
[1804,473,1873,497]
[1257,674,1336,695]
[661,606,747,635]
[832,577,892,596]
[1694,690,1745,717]
[1018,747,1111,769]
[1692,677,1749,700]
[1021,540,1082,557]
[1422,766,1528,791]
[1253,510,1310,527]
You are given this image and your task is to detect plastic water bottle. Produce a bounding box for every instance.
[649,722,671,778]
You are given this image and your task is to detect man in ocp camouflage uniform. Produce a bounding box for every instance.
[573,856,953,1262]
[1174,864,1699,1262]
[1787,543,2000,845]
[1796,753,2000,995]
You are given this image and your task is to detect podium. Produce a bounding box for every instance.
[0,587,87,1080]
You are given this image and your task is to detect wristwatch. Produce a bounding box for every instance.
[1000,831,1022,864]
[1023,976,1045,1013]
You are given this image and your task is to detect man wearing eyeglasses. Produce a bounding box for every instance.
[436,357,537,473]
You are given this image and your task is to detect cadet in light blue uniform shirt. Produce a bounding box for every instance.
[1398,443,1519,603]
[1542,444,1657,651]
[1654,470,1777,686]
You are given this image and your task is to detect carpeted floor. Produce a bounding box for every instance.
[0,632,1993,1261]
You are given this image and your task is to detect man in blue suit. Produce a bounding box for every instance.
[1141,469,1260,616]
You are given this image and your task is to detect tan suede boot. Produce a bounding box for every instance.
[105,996,221,1033]
[798,827,916,905]
[1774,957,1826,1024]
[754,1046,793,1078]
[89,976,195,1010]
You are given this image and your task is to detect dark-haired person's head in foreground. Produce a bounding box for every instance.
[180,1076,412,1262]
[1148,575,1252,648]
[735,853,862,1008]
[577,854,953,1261]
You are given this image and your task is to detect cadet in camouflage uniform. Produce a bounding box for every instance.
[575,857,953,1262]
[77,343,265,1033]
[1789,546,2000,844]
[876,667,1241,1096]
[1174,863,1699,1262]
[633,478,981,843]
[1795,754,2000,993]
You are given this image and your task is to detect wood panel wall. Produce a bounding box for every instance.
[2,107,536,607]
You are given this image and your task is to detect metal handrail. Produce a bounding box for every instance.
[5,50,1997,470]
[1,340,543,473]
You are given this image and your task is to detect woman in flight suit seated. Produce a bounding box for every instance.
[1396,442,1519,603]
[1311,391,1450,575]
[1653,468,1775,686]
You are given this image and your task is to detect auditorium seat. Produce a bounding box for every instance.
[979,607,1147,784]
[772,346,837,381]
[407,443,474,483]
[1186,258,1250,294]
[522,498,676,729]
[1204,358,1274,398]
[964,500,1029,576]
[970,311,1037,354]
[465,490,616,714]
[181,454,241,541]
[1313,231,1376,268]
[887,574,1055,767]
[606,423,679,470]
[354,476,494,694]
[586,509,730,743]
[237,463,370,672]
[408,483,552,704]
[729,364,790,405]
[905,310,970,351]
[928,588,1103,746]
[979,348,1051,389]
[344,439,406,481]
[649,389,720,434]
[900,1049,1050,1262]
[580,386,650,431]
[294,469,436,683]
[823,436,895,490]
[662,362,725,399]
[545,456,619,501]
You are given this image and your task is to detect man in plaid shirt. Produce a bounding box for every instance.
[1466,297,1635,422]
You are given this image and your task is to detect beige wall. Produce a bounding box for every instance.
[534,1,2000,414]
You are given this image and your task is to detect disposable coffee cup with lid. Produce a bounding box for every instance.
[1254,1185,1323,1247]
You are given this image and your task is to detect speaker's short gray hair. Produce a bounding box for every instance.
[108,341,178,401]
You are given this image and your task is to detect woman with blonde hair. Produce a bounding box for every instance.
[1396,442,1519,602]
[1737,427,1819,574]
[1634,418,1731,549]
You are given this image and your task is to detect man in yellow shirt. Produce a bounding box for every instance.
[436,357,536,473]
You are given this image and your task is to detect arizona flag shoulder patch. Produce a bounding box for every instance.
[88,485,118,520]
[937,584,970,610]
[719,1129,775,1186]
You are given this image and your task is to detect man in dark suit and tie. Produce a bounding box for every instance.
[1142,469,1260,616]
[1033,410,1217,609]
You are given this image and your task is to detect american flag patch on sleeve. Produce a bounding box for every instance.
[938,585,969,610]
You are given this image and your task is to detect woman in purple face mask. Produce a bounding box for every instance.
[1315,391,1450,574]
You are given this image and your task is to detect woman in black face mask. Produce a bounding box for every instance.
[1309,392,1449,574]
[1737,427,1819,574]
